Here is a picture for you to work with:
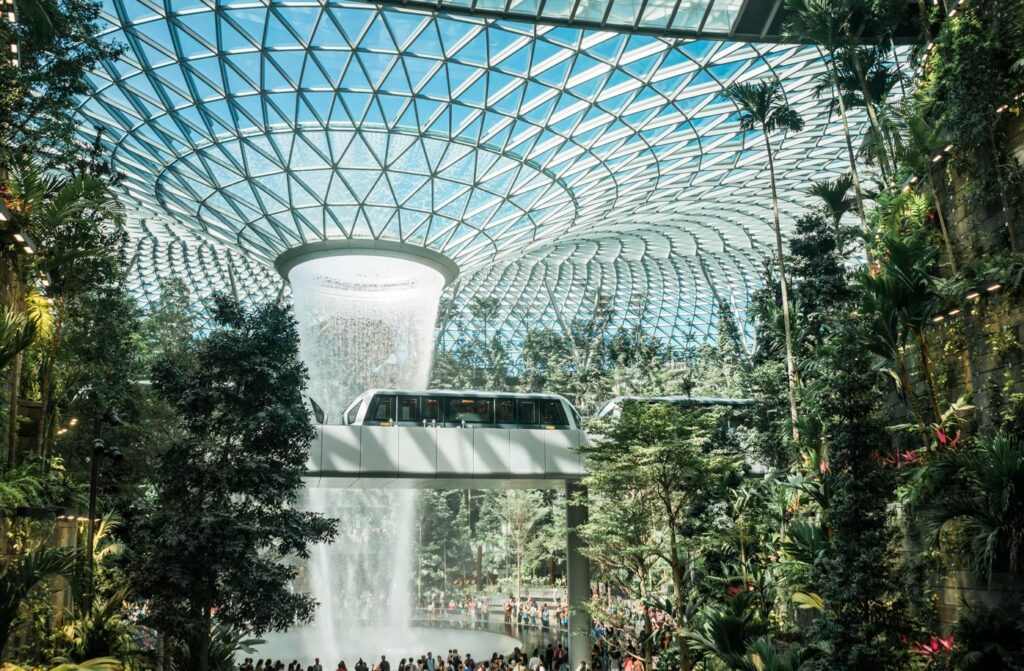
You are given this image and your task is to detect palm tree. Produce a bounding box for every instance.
[0,547,76,656]
[807,174,857,227]
[821,45,902,186]
[3,157,123,460]
[740,639,821,671]
[724,78,804,441]
[857,232,947,424]
[919,432,1024,582]
[688,593,768,670]
[61,588,142,664]
[785,0,872,252]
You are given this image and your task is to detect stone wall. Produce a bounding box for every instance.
[904,114,1024,628]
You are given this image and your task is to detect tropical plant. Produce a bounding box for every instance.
[2,156,126,460]
[130,295,337,671]
[723,78,804,442]
[950,600,1024,671]
[2,658,122,671]
[739,639,821,671]
[0,461,42,508]
[0,307,36,370]
[785,0,872,244]
[811,314,912,671]
[857,232,948,424]
[807,175,857,227]
[688,593,768,670]
[0,547,76,656]
[169,623,263,671]
[917,432,1024,582]
[60,589,142,664]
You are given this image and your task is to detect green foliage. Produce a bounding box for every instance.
[581,402,741,670]
[810,315,911,671]
[688,593,768,670]
[950,600,1024,671]
[2,658,124,671]
[0,309,36,371]
[0,547,76,657]
[169,623,263,671]
[915,432,1024,581]
[127,295,337,670]
[0,461,42,509]
[58,588,143,665]
[724,80,805,136]
[923,1,1024,211]
[0,0,122,165]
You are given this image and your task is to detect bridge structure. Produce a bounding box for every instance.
[306,424,592,666]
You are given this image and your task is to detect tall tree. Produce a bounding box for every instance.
[811,314,912,671]
[786,0,873,249]
[494,489,545,602]
[128,295,337,671]
[723,78,804,442]
[581,403,738,671]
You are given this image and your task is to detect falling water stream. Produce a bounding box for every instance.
[259,254,522,663]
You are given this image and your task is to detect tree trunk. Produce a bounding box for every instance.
[37,299,64,461]
[929,186,958,272]
[764,134,801,442]
[916,327,943,423]
[897,351,929,445]
[197,607,212,671]
[548,556,555,585]
[670,563,691,671]
[847,46,895,189]
[831,64,873,265]
[7,352,21,467]
[477,545,483,591]
[823,60,872,264]
[516,556,522,603]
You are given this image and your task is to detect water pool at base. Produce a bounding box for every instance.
[256,625,526,666]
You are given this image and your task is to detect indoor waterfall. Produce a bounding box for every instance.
[263,253,444,660]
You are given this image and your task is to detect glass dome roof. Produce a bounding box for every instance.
[76,0,876,351]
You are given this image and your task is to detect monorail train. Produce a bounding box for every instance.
[594,395,754,419]
[342,389,583,430]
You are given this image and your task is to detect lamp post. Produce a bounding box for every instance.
[86,408,123,603]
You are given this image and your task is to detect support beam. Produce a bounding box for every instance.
[566,481,591,670]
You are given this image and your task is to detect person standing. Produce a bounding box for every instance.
[427,652,436,671]
[314,659,324,671]
[380,656,391,671]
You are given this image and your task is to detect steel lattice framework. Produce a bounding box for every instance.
[77,0,877,352]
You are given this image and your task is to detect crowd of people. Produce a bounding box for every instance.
[235,594,676,671]
[501,597,570,631]
[237,646,587,671]
[413,595,570,633]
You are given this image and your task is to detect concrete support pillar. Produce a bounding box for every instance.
[566,480,591,670]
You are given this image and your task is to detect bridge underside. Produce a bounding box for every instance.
[305,425,587,489]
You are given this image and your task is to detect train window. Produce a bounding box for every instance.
[496,398,515,424]
[540,400,568,427]
[398,396,419,422]
[371,395,395,422]
[422,398,441,422]
[346,400,362,425]
[518,400,537,425]
[447,398,493,424]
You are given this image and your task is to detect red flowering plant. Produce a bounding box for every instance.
[909,635,954,668]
